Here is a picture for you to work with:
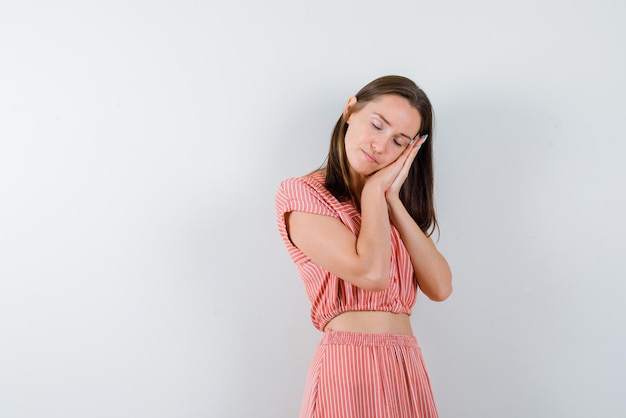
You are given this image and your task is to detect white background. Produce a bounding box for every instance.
[1,1,625,417]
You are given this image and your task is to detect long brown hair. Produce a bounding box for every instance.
[324,75,438,236]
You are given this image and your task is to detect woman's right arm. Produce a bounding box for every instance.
[286,179,392,292]
[286,144,417,291]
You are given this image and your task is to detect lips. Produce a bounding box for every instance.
[361,149,377,163]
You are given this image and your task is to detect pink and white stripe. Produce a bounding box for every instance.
[300,331,438,418]
[275,173,418,332]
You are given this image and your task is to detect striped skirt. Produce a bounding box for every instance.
[299,331,438,418]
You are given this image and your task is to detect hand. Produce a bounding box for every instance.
[381,134,428,200]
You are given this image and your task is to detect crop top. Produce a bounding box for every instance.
[275,171,419,331]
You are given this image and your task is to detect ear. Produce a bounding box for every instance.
[343,96,358,122]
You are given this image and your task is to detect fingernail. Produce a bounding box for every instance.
[422,134,429,142]
[409,138,415,145]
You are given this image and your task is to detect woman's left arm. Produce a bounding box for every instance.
[383,137,451,301]
[387,199,452,301]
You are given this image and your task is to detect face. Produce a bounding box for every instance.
[344,94,422,179]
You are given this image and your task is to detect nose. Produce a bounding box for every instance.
[371,138,386,154]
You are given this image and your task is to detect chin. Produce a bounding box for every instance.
[354,168,376,178]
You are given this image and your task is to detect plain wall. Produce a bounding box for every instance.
[1,1,625,417]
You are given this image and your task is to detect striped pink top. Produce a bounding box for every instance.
[275,171,418,331]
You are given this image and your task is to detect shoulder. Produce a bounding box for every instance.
[278,171,327,198]
[276,171,338,217]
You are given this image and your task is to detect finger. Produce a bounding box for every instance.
[397,134,428,175]
[397,133,424,164]
[387,141,416,172]
[410,133,428,150]
[379,133,428,186]
[403,135,425,165]
[389,147,418,188]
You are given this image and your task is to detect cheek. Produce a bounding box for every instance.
[381,148,405,166]
[391,147,405,159]
[347,124,370,142]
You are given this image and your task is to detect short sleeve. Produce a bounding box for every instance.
[275,176,339,263]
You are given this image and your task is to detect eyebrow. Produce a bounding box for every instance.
[374,113,415,140]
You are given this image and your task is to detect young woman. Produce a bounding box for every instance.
[275,75,452,417]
